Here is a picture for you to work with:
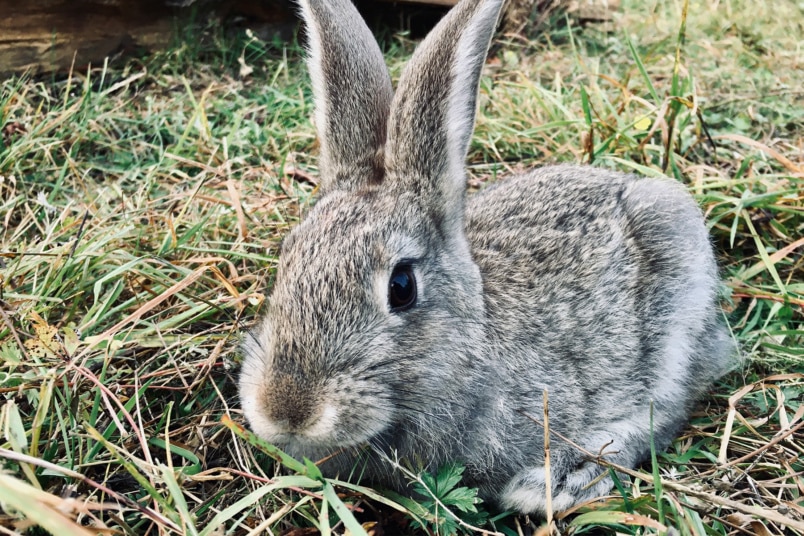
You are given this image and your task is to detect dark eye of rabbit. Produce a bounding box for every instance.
[388,265,417,312]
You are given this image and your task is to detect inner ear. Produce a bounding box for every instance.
[299,0,394,194]
[383,0,503,211]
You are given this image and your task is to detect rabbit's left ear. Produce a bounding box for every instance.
[298,0,394,193]
[384,0,503,223]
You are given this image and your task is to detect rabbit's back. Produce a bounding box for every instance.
[465,165,731,439]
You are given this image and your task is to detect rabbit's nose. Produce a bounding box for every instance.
[265,375,323,433]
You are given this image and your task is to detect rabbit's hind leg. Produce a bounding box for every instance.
[500,421,648,515]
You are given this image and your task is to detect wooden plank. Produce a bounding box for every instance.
[0,0,616,75]
[378,0,459,6]
[0,0,175,74]
[568,0,620,21]
[0,0,295,75]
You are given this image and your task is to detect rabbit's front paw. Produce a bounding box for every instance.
[500,460,615,515]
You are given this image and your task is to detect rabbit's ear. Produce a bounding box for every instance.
[384,0,502,217]
[298,0,393,193]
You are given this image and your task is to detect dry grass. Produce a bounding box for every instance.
[0,0,802,534]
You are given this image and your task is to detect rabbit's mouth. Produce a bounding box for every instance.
[245,399,340,446]
[242,388,393,452]
[259,426,388,463]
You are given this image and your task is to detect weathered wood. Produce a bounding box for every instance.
[568,0,620,21]
[388,0,459,6]
[0,0,616,75]
[0,1,175,74]
[0,0,294,75]
[499,0,618,37]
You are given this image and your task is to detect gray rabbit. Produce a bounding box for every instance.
[239,0,733,514]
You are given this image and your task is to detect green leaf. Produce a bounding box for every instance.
[321,481,368,536]
[87,426,165,506]
[199,475,322,536]
[570,510,667,530]
[414,470,437,496]
[602,156,669,179]
[333,480,422,520]
[625,34,660,103]
[159,463,199,536]
[608,467,633,513]
[319,489,331,536]
[4,400,28,452]
[221,414,307,474]
[0,341,22,364]
[407,462,490,534]
[743,210,788,295]
[148,437,202,476]
[304,456,324,481]
[579,85,593,127]
[381,489,435,526]
[0,474,96,536]
[435,463,465,494]
[442,487,480,513]
[649,401,664,525]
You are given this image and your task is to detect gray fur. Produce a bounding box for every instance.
[239,0,733,515]
[298,0,393,192]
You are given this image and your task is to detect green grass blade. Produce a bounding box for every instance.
[322,481,369,536]
[0,474,97,536]
[199,475,323,536]
[625,34,660,103]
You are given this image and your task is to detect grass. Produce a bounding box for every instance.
[0,0,802,533]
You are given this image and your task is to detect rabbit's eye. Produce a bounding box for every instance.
[388,265,417,312]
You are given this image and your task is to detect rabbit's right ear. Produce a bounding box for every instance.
[384,0,502,232]
[297,0,393,193]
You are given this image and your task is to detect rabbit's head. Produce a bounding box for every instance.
[239,0,503,455]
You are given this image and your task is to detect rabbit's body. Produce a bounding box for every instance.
[464,167,730,509]
[239,0,733,515]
